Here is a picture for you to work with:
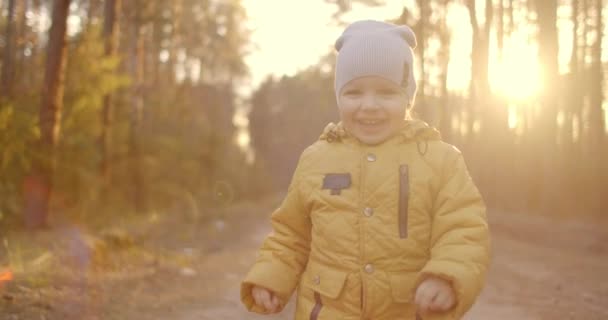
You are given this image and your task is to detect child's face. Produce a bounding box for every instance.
[337,76,408,145]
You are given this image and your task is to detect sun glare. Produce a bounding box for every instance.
[489,34,541,100]
[446,4,472,93]
[434,3,545,101]
[237,130,250,148]
[242,0,337,87]
[508,104,519,129]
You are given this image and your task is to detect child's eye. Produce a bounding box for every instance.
[343,89,362,96]
[378,89,399,96]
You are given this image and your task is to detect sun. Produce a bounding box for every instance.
[444,4,542,101]
[489,35,541,100]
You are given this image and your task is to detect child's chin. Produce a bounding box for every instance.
[356,133,390,145]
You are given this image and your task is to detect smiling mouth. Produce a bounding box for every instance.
[356,119,387,132]
[358,119,385,125]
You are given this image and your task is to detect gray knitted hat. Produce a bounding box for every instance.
[334,20,417,106]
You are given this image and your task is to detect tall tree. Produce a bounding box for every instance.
[534,0,559,213]
[466,0,492,109]
[565,0,582,152]
[18,0,43,90]
[99,0,121,191]
[497,0,504,59]
[165,0,182,85]
[1,0,18,99]
[588,0,605,212]
[415,0,429,111]
[128,0,147,213]
[249,59,338,190]
[437,0,452,141]
[589,0,604,142]
[24,0,71,228]
[464,3,491,135]
[15,0,28,90]
[85,0,101,28]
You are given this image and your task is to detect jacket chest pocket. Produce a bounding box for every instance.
[310,172,358,223]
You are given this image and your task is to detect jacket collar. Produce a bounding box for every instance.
[319,119,441,144]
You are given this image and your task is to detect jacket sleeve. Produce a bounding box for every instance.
[240,151,312,314]
[417,147,491,320]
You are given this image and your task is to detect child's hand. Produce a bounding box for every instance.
[251,285,282,313]
[414,276,456,315]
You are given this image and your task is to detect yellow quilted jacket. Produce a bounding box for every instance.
[241,120,490,320]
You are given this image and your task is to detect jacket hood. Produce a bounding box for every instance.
[319,119,441,144]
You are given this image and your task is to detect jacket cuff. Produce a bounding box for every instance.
[416,260,478,320]
[240,260,299,313]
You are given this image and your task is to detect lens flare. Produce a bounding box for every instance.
[0,270,13,283]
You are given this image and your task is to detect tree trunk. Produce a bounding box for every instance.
[470,0,492,102]
[24,0,71,228]
[129,5,146,213]
[22,0,42,88]
[566,0,581,151]
[507,0,514,36]
[86,0,100,28]
[415,0,428,119]
[438,0,452,141]
[465,0,494,203]
[466,0,492,138]
[535,0,560,213]
[151,4,163,87]
[589,0,604,139]
[168,0,183,85]
[562,0,582,214]
[589,0,604,213]
[1,0,17,99]
[488,0,512,208]
[15,0,28,92]
[497,0,504,59]
[99,0,121,191]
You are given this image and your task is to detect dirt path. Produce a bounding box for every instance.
[1,198,607,319]
[172,203,608,320]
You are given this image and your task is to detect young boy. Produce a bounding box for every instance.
[241,20,490,320]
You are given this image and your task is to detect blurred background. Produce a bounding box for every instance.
[0,0,606,319]
[0,0,606,228]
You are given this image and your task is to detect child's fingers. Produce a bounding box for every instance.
[415,284,436,313]
[252,287,270,308]
[266,295,281,313]
[252,286,282,313]
[429,290,453,311]
[259,290,276,312]
[264,299,275,311]
[263,297,275,312]
[252,290,261,306]
[271,295,280,308]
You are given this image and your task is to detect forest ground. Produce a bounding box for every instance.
[1,195,607,320]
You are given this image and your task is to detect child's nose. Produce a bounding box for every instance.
[360,94,379,110]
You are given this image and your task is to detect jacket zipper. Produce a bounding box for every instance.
[398,164,409,239]
[360,150,368,315]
